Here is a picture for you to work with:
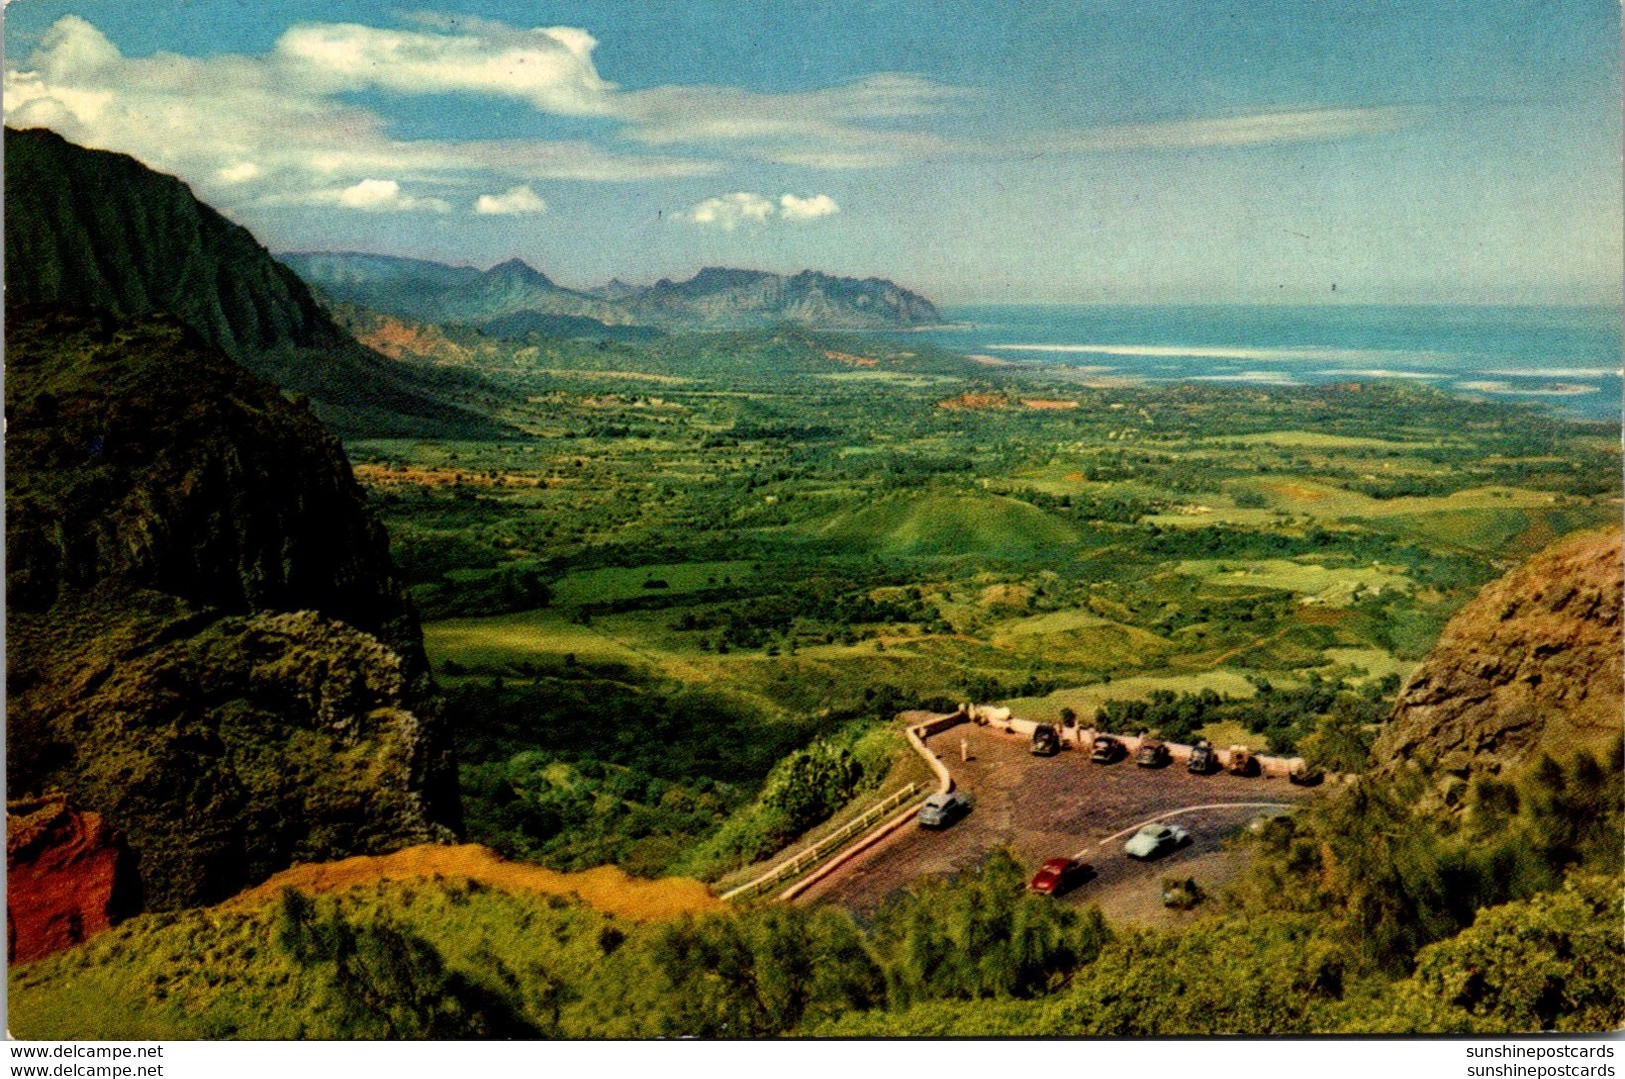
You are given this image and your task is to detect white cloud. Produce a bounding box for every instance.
[1,10,1425,234]
[681,192,777,230]
[324,178,451,213]
[778,193,839,221]
[216,161,262,184]
[1030,107,1417,154]
[475,184,548,215]
[273,19,616,115]
[618,76,966,168]
[679,191,841,229]
[2,14,715,217]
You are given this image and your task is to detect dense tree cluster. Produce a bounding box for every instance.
[1095,672,1397,759]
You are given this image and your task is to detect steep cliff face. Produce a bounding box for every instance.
[1374,527,1623,779]
[6,308,419,644]
[6,308,458,912]
[10,601,453,910]
[4,126,503,438]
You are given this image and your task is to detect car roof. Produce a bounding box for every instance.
[1041,857,1072,870]
[924,793,952,806]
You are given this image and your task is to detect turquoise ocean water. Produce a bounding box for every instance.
[907,305,1622,422]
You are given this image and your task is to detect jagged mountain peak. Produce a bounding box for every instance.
[487,257,553,286]
[281,252,942,332]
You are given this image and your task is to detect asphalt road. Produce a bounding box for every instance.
[796,721,1318,921]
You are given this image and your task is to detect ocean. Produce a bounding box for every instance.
[907,305,1623,423]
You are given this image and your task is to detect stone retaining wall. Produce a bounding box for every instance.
[960,703,1306,779]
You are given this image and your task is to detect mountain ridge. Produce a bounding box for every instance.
[279,251,944,332]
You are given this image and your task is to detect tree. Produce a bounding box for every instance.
[1340,874,1625,1034]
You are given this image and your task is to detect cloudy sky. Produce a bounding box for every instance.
[5,1,1620,304]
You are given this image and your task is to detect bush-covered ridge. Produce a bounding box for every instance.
[6,308,459,912]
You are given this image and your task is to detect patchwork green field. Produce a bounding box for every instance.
[1173,557,1413,605]
[339,327,1619,880]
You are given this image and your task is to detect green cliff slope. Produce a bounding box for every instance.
[6,308,459,909]
[4,126,504,438]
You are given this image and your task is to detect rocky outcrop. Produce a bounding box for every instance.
[5,308,421,650]
[11,602,453,910]
[1373,527,1623,779]
[6,308,459,912]
[7,795,134,963]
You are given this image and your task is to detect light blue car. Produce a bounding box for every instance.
[1124,823,1190,859]
[917,791,971,828]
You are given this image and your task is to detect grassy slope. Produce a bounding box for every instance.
[808,492,1080,560]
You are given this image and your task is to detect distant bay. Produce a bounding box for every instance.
[903,305,1622,422]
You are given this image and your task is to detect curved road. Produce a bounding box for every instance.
[796,721,1316,921]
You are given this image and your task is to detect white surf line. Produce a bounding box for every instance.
[1075,802,1297,859]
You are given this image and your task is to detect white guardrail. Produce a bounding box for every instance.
[720,781,924,902]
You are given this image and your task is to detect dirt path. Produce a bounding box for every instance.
[219,843,723,921]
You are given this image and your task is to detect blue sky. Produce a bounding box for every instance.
[5,1,1620,304]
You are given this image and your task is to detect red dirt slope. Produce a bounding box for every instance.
[8,795,130,962]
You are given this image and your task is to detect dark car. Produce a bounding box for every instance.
[1187,740,1219,775]
[1225,745,1260,777]
[1030,723,1061,756]
[916,791,972,828]
[1028,857,1093,896]
[1090,735,1125,764]
[1135,737,1171,768]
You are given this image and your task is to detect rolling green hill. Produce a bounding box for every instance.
[809,492,1081,560]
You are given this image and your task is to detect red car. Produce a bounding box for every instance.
[1028,857,1093,896]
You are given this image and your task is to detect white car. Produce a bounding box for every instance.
[1124,823,1190,859]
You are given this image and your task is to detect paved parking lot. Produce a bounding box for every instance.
[797,720,1319,923]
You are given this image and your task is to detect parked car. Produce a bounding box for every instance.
[1135,737,1171,768]
[1028,857,1093,896]
[1187,740,1219,775]
[1030,723,1061,756]
[1090,735,1125,764]
[1225,745,1260,776]
[916,791,972,828]
[1124,823,1190,860]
